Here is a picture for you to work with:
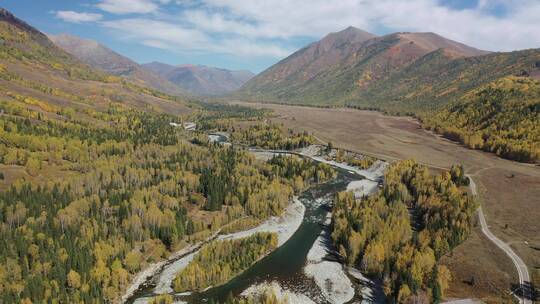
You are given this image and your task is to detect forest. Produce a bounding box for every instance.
[0,84,335,303]
[331,160,477,303]
[423,76,540,163]
[267,155,336,191]
[173,233,277,292]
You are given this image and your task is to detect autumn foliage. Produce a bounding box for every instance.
[424,76,540,163]
[331,160,477,303]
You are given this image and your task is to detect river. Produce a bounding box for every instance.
[127,140,379,303]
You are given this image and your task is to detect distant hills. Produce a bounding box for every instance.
[143,62,254,96]
[50,34,254,97]
[49,34,187,96]
[237,26,540,113]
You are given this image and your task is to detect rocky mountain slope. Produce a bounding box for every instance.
[143,62,254,96]
[237,26,540,112]
[49,34,186,96]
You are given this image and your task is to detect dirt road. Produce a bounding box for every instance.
[468,175,532,304]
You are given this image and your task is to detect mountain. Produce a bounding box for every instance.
[349,47,540,113]
[0,8,189,116]
[49,34,186,96]
[237,27,492,108]
[238,26,376,100]
[247,26,376,87]
[237,25,540,163]
[142,62,254,96]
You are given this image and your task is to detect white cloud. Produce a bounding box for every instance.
[55,11,102,23]
[101,18,291,57]
[87,0,540,61]
[102,18,208,47]
[181,10,260,38]
[96,0,160,14]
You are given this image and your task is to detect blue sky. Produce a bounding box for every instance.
[1,0,539,73]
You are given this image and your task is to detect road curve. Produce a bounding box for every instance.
[467,175,532,304]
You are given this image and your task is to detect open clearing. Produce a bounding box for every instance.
[231,101,540,302]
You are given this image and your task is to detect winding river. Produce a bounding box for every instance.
[127,138,379,303]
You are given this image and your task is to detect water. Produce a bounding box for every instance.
[128,153,365,303]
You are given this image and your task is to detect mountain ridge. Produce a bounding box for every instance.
[0,8,51,46]
[236,26,497,109]
[49,33,187,96]
[142,62,254,96]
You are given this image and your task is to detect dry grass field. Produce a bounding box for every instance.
[232,101,540,302]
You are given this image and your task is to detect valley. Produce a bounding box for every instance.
[0,4,539,304]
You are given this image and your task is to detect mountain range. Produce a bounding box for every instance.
[49,34,254,96]
[1,7,538,163]
[237,27,540,113]
[142,62,254,96]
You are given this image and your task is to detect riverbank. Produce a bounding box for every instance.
[125,197,305,303]
[298,145,388,182]
[241,281,316,304]
[218,197,305,246]
[346,179,379,198]
[302,161,386,304]
[304,222,355,304]
[155,198,304,296]
[122,231,220,303]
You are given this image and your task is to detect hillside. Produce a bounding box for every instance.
[49,34,186,96]
[237,27,488,106]
[143,62,254,96]
[349,48,540,113]
[423,76,540,163]
[242,26,375,90]
[0,9,189,117]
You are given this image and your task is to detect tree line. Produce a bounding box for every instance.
[229,123,314,150]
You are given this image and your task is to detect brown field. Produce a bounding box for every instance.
[232,101,540,302]
[441,228,517,303]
